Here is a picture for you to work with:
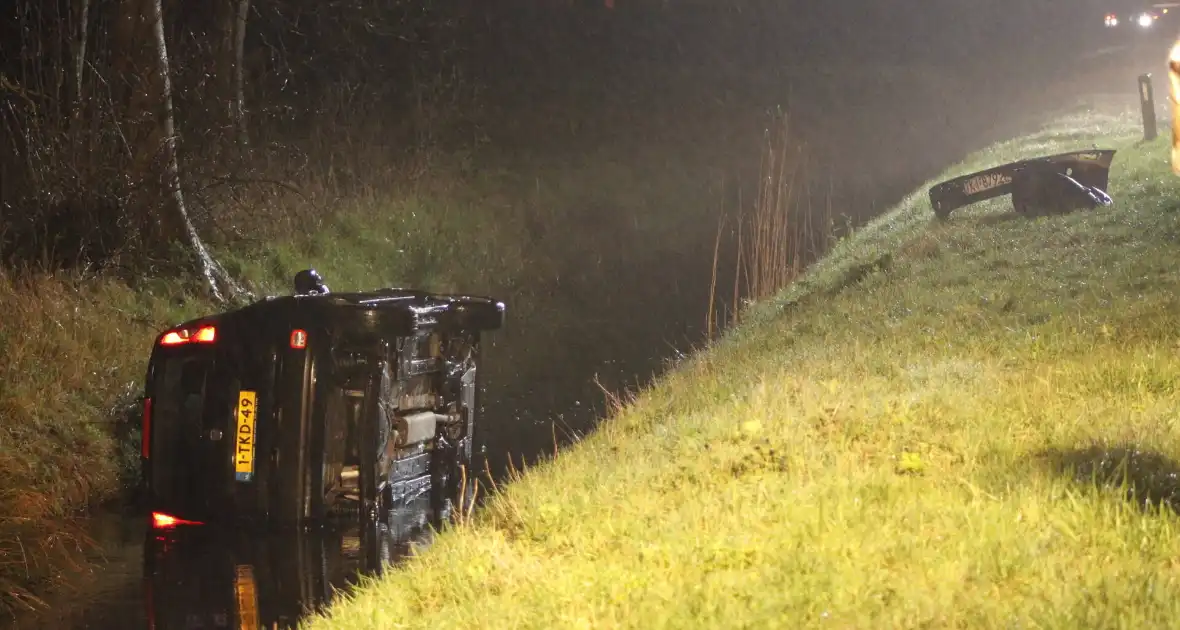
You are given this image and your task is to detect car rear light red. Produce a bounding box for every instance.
[142,397,152,459]
[290,329,308,349]
[151,512,203,528]
[159,324,217,347]
[193,325,216,342]
[159,331,184,345]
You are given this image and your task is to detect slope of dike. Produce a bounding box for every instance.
[305,109,1180,628]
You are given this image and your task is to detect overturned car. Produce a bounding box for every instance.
[139,271,505,528]
[928,149,1117,220]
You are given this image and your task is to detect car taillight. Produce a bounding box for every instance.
[159,324,217,347]
[142,397,152,459]
[151,512,203,528]
[290,329,308,349]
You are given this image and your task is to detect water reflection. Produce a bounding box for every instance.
[11,495,440,630]
[143,495,438,630]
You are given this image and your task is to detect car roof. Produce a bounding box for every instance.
[161,288,505,342]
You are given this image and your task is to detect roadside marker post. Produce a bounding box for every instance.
[1140,73,1158,142]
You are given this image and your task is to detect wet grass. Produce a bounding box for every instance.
[302,108,1180,628]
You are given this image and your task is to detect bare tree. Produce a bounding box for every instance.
[215,0,251,149]
[72,0,90,108]
[117,0,248,302]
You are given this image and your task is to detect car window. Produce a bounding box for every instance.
[155,353,212,432]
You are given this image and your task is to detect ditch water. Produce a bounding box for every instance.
[8,496,440,630]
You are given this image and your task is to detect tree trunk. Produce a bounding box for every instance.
[73,0,89,109]
[68,0,91,156]
[232,0,250,147]
[114,0,184,241]
[117,0,250,303]
[215,0,250,151]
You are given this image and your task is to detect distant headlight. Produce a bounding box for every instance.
[1139,13,1154,27]
[1104,14,1119,27]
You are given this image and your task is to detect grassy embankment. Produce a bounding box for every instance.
[0,139,720,612]
[304,108,1180,628]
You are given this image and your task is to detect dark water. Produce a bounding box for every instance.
[8,495,439,630]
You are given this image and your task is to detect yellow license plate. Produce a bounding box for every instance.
[234,564,259,630]
[234,391,257,482]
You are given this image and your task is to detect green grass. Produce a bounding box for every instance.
[302,108,1180,629]
[0,270,194,609]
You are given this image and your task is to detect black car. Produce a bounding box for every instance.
[139,270,505,529]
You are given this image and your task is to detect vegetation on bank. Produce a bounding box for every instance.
[304,108,1180,628]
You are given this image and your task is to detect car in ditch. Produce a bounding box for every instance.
[138,270,505,529]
